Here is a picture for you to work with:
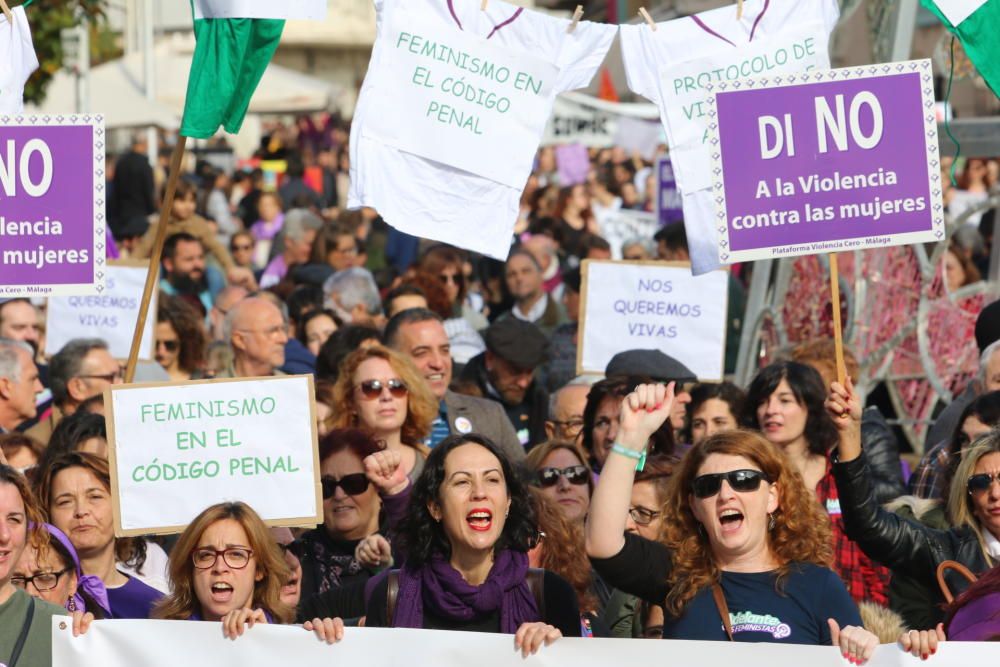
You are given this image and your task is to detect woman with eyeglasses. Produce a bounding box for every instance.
[365,433,581,653]
[38,452,164,619]
[296,429,412,601]
[581,376,674,473]
[0,465,92,667]
[155,293,208,381]
[743,362,890,607]
[12,522,109,618]
[587,384,877,661]
[331,346,436,482]
[152,501,343,643]
[827,380,1000,628]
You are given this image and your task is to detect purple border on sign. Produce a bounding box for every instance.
[705,61,943,264]
[0,115,105,296]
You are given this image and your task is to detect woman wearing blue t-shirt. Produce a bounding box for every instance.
[586,383,878,662]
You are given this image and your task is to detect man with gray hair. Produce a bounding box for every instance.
[545,375,599,443]
[259,209,323,289]
[216,296,288,378]
[26,338,122,443]
[323,266,383,328]
[0,339,43,434]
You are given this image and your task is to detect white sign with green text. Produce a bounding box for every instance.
[658,23,830,192]
[106,375,321,536]
[362,10,559,189]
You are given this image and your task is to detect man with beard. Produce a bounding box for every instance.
[159,232,219,315]
[459,318,550,449]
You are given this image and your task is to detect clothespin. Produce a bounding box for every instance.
[0,0,13,25]
[736,0,744,20]
[567,5,583,33]
[638,7,656,31]
[481,0,488,10]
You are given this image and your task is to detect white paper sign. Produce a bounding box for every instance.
[51,618,1000,667]
[362,10,559,189]
[45,264,154,361]
[597,210,659,259]
[193,0,327,20]
[579,260,728,380]
[657,23,829,192]
[107,375,320,536]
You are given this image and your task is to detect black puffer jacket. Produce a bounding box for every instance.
[832,451,994,615]
[860,407,906,504]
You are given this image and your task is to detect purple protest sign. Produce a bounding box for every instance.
[706,60,944,264]
[555,143,590,186]
[656,156,683,226]
[0,116,105,296]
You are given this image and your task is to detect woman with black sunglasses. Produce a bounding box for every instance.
[525,441,594,525]
[828,380,1000,628]
[587,384,877,661]
[330,346,436,483]
[155,294,208,381]
[296,429,412,603]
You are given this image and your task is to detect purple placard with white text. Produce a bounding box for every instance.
[0,116,105,296]
[706,60,943,264]
[656,156,683,226]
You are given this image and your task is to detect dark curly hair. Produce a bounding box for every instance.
[684,381,746,443]
[742,361,838,456]
[156,292,207,374]
[397,434,537,567]
[580,376,674,470]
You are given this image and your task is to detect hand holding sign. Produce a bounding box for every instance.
[364,450,408,496]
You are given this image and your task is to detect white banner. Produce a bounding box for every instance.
[362,10,559,189]
[45,264,154,361]
[578,260,728,380]
[106,375,320,536]
[542,93,660,147]
[193,0,328,20]
[597,210,659,259]
[51,618,1000,667]
[657,23,830,192]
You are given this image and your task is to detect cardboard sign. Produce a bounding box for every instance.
[578,260,728,380]
[193,0,327,20]
[656,156,684,225]
[45,261,155,361]
[706,60,944,264]
[0,115,105,297]
[362,10,559,189]
[106,375,320,536]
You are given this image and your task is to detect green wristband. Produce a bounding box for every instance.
[610,443,647,471]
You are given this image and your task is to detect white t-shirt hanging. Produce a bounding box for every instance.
[0,6,39,114]
[349,0,617,259]
[620,0,839,274]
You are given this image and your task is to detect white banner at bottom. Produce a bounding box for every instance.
[52,618,998,667]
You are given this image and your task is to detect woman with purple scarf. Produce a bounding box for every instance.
[12,523,110,618]
[365,434,582,655]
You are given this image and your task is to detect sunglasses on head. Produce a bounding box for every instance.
[967,472,1000,494]
[537,465,589,488]
[691,469,770,499]
[322,473,371,498]
[356,378,408,400]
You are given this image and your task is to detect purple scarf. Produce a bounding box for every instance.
[39,523,112,616]
[392,550,539,633]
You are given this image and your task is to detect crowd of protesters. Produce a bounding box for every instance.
[2,115,1000,666]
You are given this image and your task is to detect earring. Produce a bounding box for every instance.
[68,596,76,612]
[767,512,776,531]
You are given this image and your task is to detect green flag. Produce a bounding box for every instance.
[921,0,1000,98]
[180,2,285,139]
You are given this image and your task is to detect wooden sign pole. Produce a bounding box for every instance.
[123,135,188,384]
[828,252,847,386]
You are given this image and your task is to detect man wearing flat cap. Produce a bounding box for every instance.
[460,318,550,449]
[606,349,695,442]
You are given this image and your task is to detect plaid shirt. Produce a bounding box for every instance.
[816,462,890,606]
[907,440,951,501]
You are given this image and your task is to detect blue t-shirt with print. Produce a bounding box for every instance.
[663,563,861,644]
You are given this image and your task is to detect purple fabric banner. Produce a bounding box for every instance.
[0,117,104,296]
[656,156,684,225]
[706,60,944,264]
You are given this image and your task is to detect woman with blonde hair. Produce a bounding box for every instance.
[153,501,343,642]
[587,383,876,660]
[331,345,436,482]
[526,441,594,525]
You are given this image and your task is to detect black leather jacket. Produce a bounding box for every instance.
[860,407,906,504]
[832,451,994,612]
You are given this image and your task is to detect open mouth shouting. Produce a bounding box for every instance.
[467,508,493,532]
[718,509,745,534]
[210,581,235,604]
